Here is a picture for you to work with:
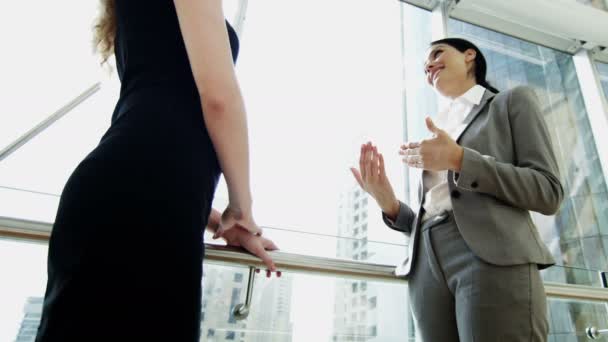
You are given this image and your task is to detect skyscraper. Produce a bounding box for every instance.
[332,185,409,341]
[15,297,43,342]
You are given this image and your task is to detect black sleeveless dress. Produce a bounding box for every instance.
[36,1,239,341]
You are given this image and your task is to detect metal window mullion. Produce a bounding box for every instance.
[430,0,449,41]
[573,49,608,191]
[0,83,101,164]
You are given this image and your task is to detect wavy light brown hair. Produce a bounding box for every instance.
[93,0,116,65]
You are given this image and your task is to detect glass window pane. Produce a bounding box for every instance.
[0,78,118,222]
[576,0,608,11]
[447,19,608,285]
[209,0,409,259]
[2,0,409,262]
[0,2,101,151]
[597,61,608,103]
[0,1,246,222]
[401,4,436,207]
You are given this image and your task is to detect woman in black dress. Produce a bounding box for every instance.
[35,1,278,341]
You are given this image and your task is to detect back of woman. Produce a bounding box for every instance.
[35,1,241,341]
[111,0,238,120]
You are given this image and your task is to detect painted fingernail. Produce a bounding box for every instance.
[255,268,260,273]
[277,271,282,277]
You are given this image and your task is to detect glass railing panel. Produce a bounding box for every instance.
[4,237,608,341]
[198,263,411,342]
[0,187,59,224]
[4,214,608,288]
[0,239,47,342]
[597,61,608,104]
[548,297,608,341]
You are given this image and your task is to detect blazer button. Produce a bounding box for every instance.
[471,181,478,188]
[451,190,461,199]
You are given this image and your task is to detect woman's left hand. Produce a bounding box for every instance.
[400,117,464,172]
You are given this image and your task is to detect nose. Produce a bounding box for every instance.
[425,62,440,76]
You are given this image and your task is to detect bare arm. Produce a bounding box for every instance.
[174,0,258,233]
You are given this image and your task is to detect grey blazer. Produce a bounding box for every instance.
[384,86,564,277]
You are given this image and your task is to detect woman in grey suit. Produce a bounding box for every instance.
[351,38,563,341]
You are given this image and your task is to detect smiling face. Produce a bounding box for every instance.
[424,44,477,98]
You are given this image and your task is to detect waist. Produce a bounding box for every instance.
[420,210,455,232]
[112,85,200,123]
[422,182,452,222]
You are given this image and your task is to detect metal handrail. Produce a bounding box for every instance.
[2,215,608,300]
[586,326,608,339]
[0,83,101,163]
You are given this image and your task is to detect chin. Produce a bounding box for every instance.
[433,83,449,97]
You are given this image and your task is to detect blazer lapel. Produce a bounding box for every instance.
[456,90,496,143]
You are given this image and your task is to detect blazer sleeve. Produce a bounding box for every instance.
[381,201,416,235]
[455,86,564,215]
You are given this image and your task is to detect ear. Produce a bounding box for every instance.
[464,48,477,62]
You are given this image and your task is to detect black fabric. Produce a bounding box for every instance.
[36,1,239,341]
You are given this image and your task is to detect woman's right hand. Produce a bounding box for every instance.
[216,225,279,273]
[350,142,400,220]
[213,203,262,238]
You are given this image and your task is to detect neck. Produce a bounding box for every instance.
[444,79,477,100]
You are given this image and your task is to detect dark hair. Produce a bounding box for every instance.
[430,38,499,93]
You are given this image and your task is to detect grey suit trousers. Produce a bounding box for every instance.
[409,211,548,342]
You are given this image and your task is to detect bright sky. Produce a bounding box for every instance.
[0,0,411,340]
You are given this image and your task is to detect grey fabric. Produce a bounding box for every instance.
[383,86,563,277]
[408,212,548,342]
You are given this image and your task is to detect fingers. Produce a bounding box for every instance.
[212,227,224,239]
[251,245,276,272]
[370,146,379,181]
[255,268,281,278]
[399,140,425,169]
[215,214,236,238]
[262,238,279,251]
[404,155,424,169]
[359,144,367,181]
[264,269,281,278]
[251,225,263,236]
[359,142,380,186]
[425,116,448,138]
[398,147,420,156]
[378,153,386,178]
[425,116,438,133]
[244,235,280,276]
[206,208,221,232]
[363,143,372,183]
[400,141,420,150]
